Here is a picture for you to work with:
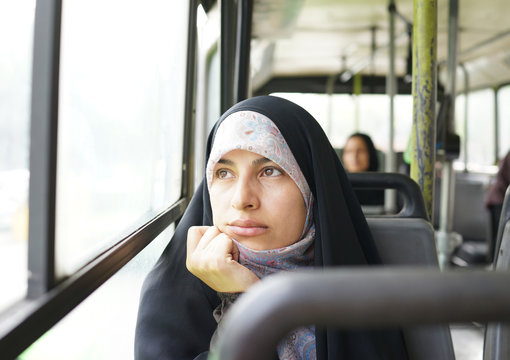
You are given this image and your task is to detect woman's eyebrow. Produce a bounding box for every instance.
[252,157,271,166]
[217,158,234,166]
[217,156,271,167]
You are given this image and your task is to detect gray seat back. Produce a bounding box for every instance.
[484,186,510,360]
[368,218,455,360]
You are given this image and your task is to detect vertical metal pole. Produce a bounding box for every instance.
[494,86,500,163]
[220,0,237,113]
[385,0,397,213]
[326,75,336,138]
[370,26,377,76]
[436,0,459,269]
[27,0,63,297]
[234,0,253,103]
[460,63,469,170]
[353,73,362,131]
[194,10,208,190]
[410,0,437,219]
[182,0,198,201]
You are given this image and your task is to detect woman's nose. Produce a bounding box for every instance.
[231,177,259,210]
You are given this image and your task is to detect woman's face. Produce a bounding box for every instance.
[342,136,370,172]
[209,149,306,250]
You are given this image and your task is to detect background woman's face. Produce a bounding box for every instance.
[209,149,306,250]
[342,136,370,172]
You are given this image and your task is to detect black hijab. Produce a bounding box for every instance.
[135,96,408,360]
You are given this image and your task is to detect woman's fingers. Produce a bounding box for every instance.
[186,226,209,268]
[186,227,258,292]
[187,226,227,271]
[186,226,208,252]
[194,226,221,251]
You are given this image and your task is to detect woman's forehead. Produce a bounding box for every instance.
[216,149,274,167]
[346,136,368,149]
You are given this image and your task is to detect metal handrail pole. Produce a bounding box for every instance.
[385,0,397,213]
[436,0,460,269]
[214,269,510,360]
[410,0,437,219]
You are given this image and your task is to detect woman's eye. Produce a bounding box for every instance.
[262,167,282,177]
[216,169,233,179]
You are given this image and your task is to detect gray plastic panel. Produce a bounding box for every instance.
[368,218,455,360]
[367,218,439,266]
[484,220,510,360]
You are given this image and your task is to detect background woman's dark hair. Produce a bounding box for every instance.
[347,133,379,172]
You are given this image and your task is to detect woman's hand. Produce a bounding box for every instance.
[186,226,260,293]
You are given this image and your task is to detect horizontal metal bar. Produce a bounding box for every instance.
[215,268,510,360]
[0,198,187,360]
[255,75,413,96]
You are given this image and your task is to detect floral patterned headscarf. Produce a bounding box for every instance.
[206,110,313,234]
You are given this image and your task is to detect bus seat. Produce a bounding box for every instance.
[493,186,510,264]
[349,172,429,220]
[484,186,510,360]
[435,172,494,266]
[368,218,455,360]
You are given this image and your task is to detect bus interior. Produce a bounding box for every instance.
[1,0,510,359]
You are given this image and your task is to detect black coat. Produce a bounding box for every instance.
[135,96,408,360]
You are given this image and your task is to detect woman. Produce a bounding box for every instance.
[342,133,379,173]
[342,133,385,206]
[485,151,510,260]
[135,96,408,359]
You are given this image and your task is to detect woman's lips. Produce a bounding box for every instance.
[227,220,268,237]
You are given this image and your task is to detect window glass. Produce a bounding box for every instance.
[272,92,354,149]
[55,0,188,277]
[328,94,357,148]
[20,226,173,360]
[465,88,495,169]
[0,0,35,311]
[207,49,221,131]
[271,92,413,153]
[358,94,413,153]
[272,93,330,131]
[194,4,220,189]
[497,86,510,160]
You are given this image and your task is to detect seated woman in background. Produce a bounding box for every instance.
[134,96,408,360]
[342,133,385,206]
[485,150,510,259]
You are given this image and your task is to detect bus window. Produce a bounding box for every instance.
[270,93,339,143]
[465,88,495,171]
[19,226,172,360]
[497,85,510,159]
[0,0,35,312]
[55,0,189,278]
[270,92,413,154]
[357,94,413,153]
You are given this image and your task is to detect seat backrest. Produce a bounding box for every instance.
[484,186,510,360]
[433,171,494,242]
[494,186,510,264]
[368,218,455,360]
[349,172,429,220]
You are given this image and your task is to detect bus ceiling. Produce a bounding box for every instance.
[239,0,510,95]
